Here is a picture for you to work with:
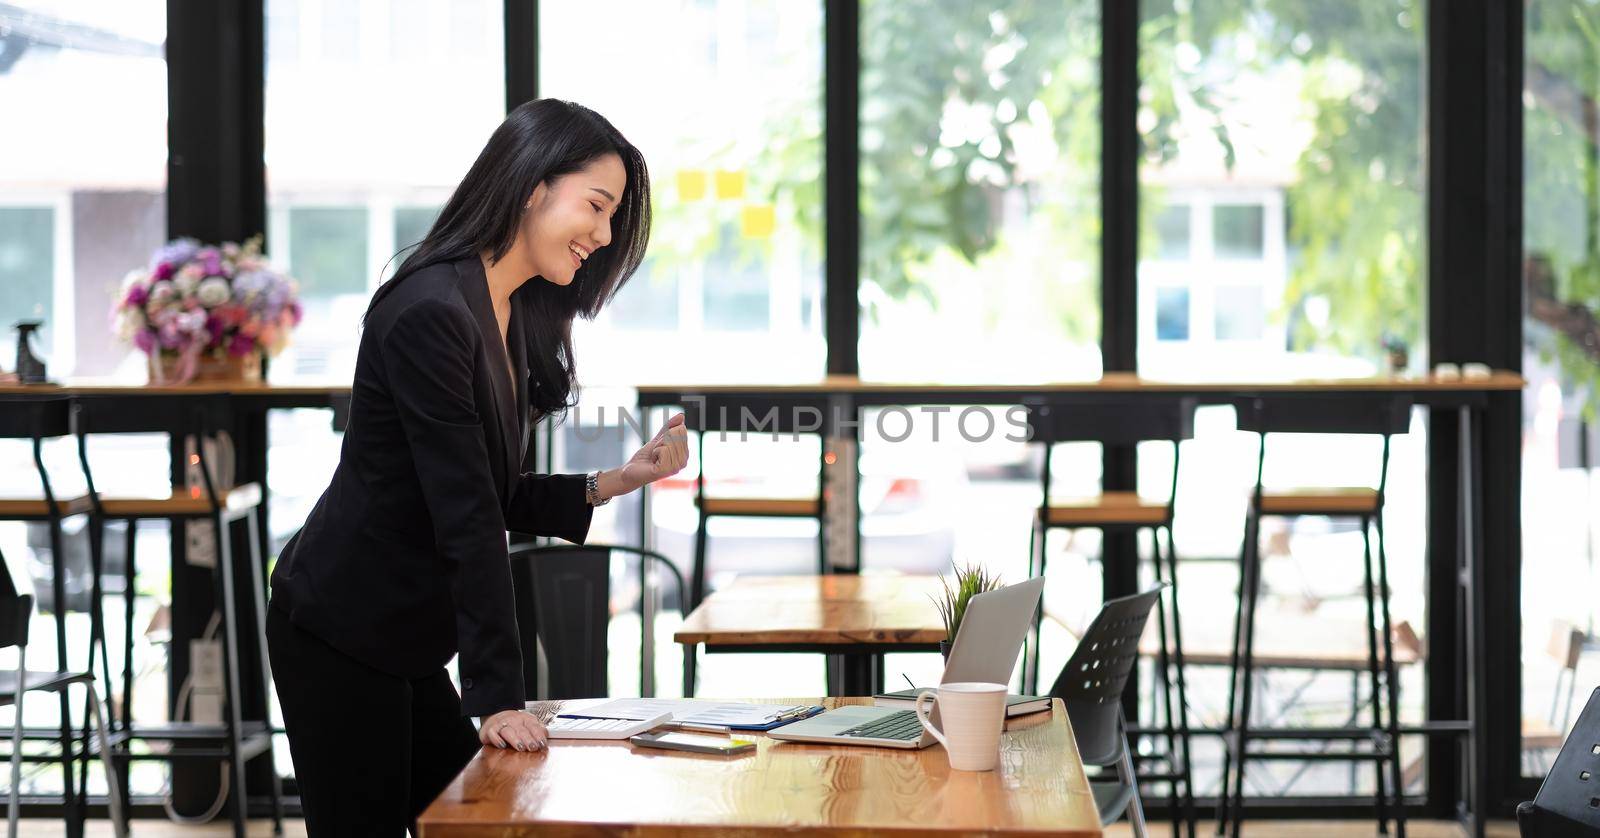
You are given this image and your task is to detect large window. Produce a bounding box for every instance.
[0,0,168,801]
[540,0,826,696]
[857,0,1102,383]
[1135,0,1430,800]
[264,0,504,385]
[1521,0,1600,779]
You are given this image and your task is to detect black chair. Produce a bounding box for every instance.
[509,543,693,699]
[73,396,282,837]
[0,396,110,835]
[684,395,832,611]
[0,585,124,838]
[1218,393,1412,838]
[1519,686,1600,837]
[1048,586,1165,837]
[1024,397,1196,837]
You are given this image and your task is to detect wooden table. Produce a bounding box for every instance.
[674,575,946,697]
[417,696,1101,837]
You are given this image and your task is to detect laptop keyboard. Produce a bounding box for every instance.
[839,710,923,741]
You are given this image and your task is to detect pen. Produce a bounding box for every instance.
[674,721,731,732]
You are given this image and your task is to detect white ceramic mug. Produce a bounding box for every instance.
[914,682,1007,771]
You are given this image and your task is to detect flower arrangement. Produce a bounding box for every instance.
[114,236,302,383]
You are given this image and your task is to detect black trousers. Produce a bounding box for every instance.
[267,606,481,837]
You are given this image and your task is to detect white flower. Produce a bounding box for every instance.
[121,269,147,290]
[149,281,175,304]
[173,265,202,296]
[196,277,231,308]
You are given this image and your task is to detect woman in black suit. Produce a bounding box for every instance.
[267,99,688,835]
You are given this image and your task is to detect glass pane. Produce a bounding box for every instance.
[0,0,167,799]
[1521,0,1600,777]
[265,0,504,384]
[393,205,441,259]
[287,207,369,298]
[1139,2,1426,380]
[858,0,1102,383]
[1214,203,1265,260]
[1215,284,1265,340]
[0,208,55,337]
[0,1,167,379]
[1154,203,1192,260]
[540,0,825,697]
[1156,287,1191,341]
[1137,0,1429,801]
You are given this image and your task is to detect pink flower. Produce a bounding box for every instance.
[227,334,255,356]
[133,330,156,353]
[124,285,149,307]
[154,262,174,280]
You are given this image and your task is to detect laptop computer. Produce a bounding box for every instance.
[767,575,1045,749]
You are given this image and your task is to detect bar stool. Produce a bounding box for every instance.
[684,394,832,611]
[1217,394,1411,838]
[0,396,104,836]
[1023,396,1196,838]
[74,396,282,837]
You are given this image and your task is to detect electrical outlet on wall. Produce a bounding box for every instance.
[189,639,223,723]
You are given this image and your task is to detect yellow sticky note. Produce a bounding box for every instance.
[677,170,707,201]
[714,169,746,200]
[740,204,776,239]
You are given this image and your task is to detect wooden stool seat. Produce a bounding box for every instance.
[99,482,263,517]
[0,495,93,518]
[695,496,821,517]
[1259,487,1380,515]
[1041,491,1170,526]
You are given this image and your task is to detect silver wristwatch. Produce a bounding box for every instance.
[585,471,610,506]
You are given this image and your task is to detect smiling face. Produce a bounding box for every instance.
[519,153,626,287]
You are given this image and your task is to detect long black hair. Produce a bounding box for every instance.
[369,98,651,420]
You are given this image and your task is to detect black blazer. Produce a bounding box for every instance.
[269,256,592,717]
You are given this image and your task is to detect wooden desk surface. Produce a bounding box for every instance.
[674,575,947,647]
[0,380,349,397]
[636,371,1526,396]
[417,696,1101,837]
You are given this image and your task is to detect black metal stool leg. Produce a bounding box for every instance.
[117,518,136,828]
[1374,511,1407,838]
[213,511,248,838]
[243,509,284,835]
[1360,514,1391,834]
[1227,508,1264,838]
[1146,526,1181,837]
[1024,516,1046,696]
[1216,506,1256,837]
[1161,524,1197,838]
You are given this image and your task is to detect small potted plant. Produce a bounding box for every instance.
[931,563,1003,659]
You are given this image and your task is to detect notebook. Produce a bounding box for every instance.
[871,688,1051,717]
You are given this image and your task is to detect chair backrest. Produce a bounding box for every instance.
[1048,587,1164,767]
[1234,393,1412,437]
[330,392,352,433]
[0,397,72,441]
[508,543,687,700]
[1025,398,1196,446]
[511,544,610,699]
[1519,687,1600,836]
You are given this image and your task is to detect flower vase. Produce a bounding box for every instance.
[148,349,262,385]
